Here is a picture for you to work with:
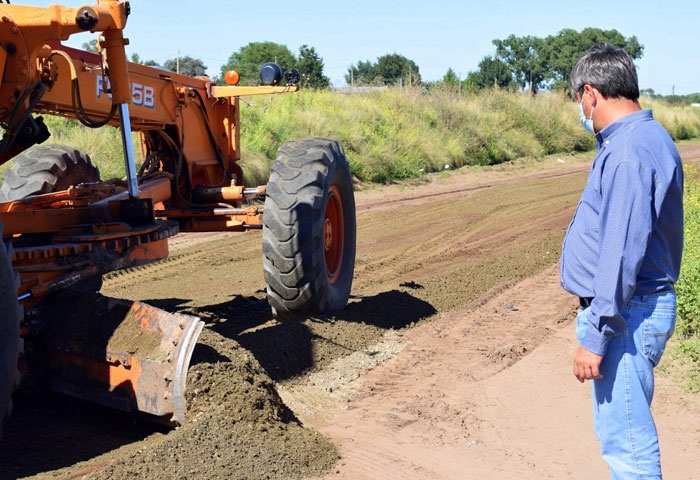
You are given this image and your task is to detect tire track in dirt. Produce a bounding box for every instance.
[102,232,264,306]
[300,265,580,480]
[353,163,590,213]
[351,167,585,316]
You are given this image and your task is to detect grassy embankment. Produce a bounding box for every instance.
[672,160,700,391]
[3,87,700,389]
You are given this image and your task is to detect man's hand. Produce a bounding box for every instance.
[573,346,604,383]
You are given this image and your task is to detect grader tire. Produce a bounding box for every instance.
[0,144,103,293]
[0,222,21,439]
[263,138,356,320]
[0,144,99,201]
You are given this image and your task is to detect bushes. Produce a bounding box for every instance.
[649,103,700,142]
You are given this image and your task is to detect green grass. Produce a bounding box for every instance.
[673,161,700,391]
[37,116,133,180]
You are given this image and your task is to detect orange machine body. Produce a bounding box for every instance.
[0,1,296,423]
[0,1,297,300]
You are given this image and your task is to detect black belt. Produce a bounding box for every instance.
[579,297,594,308]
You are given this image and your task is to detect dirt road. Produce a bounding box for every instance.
[1,145,699,479]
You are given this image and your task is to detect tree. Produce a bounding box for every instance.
[222,42,296,86]
[345,60,376,86]
[375,54,421,86]
[163,56,207,77]
[486,29,644,95]
[688,93,700,104]
[222,42,330,88]
[82,39,159,68]
[129,52,157,66]
[82,39,98,53]
[460,75,480,94]
[469,56,513,90]
[425,69,463,93]
[442,68,460,85]
[345,54,421,86]
[493,35,546,94]
[542,28,643,88]
[296,45,330,89]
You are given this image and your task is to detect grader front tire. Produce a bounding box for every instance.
[263,138,356,320]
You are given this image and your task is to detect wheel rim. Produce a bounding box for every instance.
[324,185,345,284]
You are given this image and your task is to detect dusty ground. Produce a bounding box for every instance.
[1,144,699,479]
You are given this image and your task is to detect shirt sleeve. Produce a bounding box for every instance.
[580,159,654,355]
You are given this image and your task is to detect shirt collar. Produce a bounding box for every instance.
[596,109,653,146]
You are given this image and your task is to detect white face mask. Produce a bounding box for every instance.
[578,94,595,134]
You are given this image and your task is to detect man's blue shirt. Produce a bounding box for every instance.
[560,109,684,355]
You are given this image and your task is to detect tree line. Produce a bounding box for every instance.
[463,28,642,94]
[83,28,699,101]
[82,39,330,89]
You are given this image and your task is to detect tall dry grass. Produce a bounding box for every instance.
[3,89,699,187]
[239,87,601,185]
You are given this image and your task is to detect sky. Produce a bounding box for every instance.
[14,0,700,95]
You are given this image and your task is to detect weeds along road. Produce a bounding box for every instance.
[1,144,699,479]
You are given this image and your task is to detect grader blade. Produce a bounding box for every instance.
[31,295,204,425]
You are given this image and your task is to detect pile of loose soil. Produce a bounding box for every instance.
[92,328,339,480]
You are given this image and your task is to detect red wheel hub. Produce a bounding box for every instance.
[324,185,344,284]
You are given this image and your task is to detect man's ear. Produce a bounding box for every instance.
[584,84,599,107]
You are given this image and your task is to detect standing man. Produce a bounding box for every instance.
[560,43,684,478]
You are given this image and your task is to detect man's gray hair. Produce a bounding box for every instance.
[570,43,639,100]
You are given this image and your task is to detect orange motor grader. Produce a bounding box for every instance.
[0,1,356,435]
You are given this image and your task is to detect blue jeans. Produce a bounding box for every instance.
[576,289,676,480]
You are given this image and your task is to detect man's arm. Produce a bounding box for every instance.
[582,160,653,355]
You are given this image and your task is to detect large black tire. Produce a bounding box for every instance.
[0,144,103,293]
[263,138,356,320]
[0,222,21,438]
[0,144,99,201]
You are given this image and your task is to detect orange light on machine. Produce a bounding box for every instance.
[224,70,240,85]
